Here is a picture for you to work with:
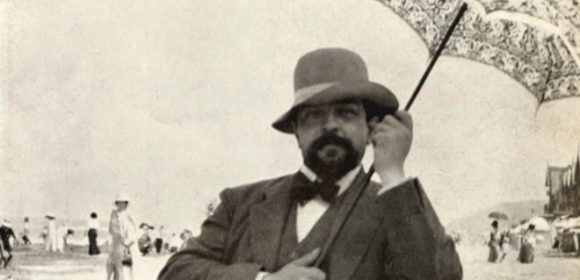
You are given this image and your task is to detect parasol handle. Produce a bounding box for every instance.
[314,2,468,268]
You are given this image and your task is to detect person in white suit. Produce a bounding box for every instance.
[45,213,58,253]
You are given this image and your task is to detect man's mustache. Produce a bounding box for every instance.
[310,133,354,152]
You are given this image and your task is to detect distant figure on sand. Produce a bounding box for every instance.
[138,223,153,256]
[487,220,501,263]
[40,226,48,247]
[107,192,139,280]
[518,224,536,263]
[169,233,181,253]
[0,220,16,268]
[57,222,72,252]
[179,230,192,250]
[45,213,58,252]
[550,222,561,252]
[88,212,100,255]
[498,229,509,262]
[22,217,31,245]
[154,225,164,254]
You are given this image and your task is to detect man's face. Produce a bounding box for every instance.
[294,99,369,182]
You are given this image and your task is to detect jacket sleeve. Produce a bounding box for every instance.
[157,190,263,280]
[378,179,463,280]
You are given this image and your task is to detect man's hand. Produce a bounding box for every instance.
[369,110,413,190]
[264,248,326,280]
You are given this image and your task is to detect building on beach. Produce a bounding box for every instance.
[545,155,580,216]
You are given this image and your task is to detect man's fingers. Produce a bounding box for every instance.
[368,111,412,133]
[302,267,326,280]
[290,248,321,267]
[370,112,413,135]
[381,114,409,130]
[368,116,380,131]
[393,110,413,130]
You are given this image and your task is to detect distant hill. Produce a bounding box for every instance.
[447,200,546,238]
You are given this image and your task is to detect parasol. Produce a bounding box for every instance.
[316,0,580,266]
[524,216,551,231]
[377,0,580,103]
[488,211,509,220]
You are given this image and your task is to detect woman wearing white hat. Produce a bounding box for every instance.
[107,192,138,280]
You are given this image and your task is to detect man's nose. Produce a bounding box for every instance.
[322,113,341,132]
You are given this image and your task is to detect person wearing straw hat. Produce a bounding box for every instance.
[107,192,138,280]
[158,48,462,280]
[44,212,58,253]
[138,223,154,256]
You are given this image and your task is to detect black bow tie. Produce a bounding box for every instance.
[291,174,340,205]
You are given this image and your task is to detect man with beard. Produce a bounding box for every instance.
[158,48,462,280]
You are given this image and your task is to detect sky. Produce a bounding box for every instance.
[1,0,579,234]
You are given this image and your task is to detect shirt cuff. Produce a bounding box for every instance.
[255,272,270,280]
[378,177,415,195]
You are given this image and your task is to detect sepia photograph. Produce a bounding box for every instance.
[1,0,580,279]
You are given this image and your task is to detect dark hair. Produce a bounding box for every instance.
[528,224,535,231]
[361,100,392,123]
[24,217,29,222]
[292,99,393,127]
[90,212,97,219]
[491,220,498,228]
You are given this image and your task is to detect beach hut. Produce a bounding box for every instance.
[524,216,551,232]
[565,217,580,229]
[521,216,552,249]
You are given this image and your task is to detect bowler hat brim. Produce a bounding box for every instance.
[272,81,398,133]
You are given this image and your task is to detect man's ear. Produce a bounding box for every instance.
[366,117,379,145]
[292,123,302,148]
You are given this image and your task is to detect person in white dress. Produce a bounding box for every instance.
[106,192,139,280]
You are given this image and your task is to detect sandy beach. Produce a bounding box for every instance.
[1,244,579,280]
[458,244,580,280]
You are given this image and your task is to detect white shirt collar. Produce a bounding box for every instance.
[299,165,363,196]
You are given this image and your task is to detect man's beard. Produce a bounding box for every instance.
[304,133,360,183]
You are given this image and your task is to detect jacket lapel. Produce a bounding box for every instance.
[249,173,298,271]
[248,170,382,278]
[325,170,383,280]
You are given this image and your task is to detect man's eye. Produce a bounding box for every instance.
[338,108,357,117]
[304,110,323,119]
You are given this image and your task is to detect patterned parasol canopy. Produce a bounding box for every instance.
[376,0,580,103]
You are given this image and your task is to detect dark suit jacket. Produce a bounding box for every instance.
[158,171,462,280]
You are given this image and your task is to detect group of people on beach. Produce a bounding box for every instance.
[488,220,537,264]
[41,213,75,253]
[0,214,77,270]
[107,192,195,280]
[137,223,192,257]
[0,192,192,280]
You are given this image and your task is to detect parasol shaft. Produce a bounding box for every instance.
[405,3,468,111]
[314,3,468,268]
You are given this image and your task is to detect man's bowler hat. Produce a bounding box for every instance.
[272,48,399,133]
